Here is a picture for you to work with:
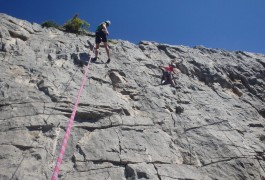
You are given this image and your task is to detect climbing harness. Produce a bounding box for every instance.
[51,47,94,180]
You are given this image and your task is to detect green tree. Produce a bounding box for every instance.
[63,14,90,34]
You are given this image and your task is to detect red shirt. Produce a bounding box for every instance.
[164,65,174,72]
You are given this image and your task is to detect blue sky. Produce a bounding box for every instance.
[1,0,265,54]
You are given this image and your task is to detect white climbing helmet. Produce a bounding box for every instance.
[105,20,111,26]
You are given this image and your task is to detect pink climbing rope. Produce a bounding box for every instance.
[51,48,94,180]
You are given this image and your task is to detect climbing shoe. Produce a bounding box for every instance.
[106,59,111,64]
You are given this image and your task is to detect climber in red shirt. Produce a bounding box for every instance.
[159,63,178,86]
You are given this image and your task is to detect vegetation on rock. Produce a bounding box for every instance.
[63,14,89,34]
[41,14,90,34]
[41,20,59,29]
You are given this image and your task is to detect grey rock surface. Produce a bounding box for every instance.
[0,13,265,180]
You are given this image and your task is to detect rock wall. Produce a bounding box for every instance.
[0,13,265,180]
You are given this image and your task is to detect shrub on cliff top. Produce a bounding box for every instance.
[41,21,59,29]
[63,14,89,34]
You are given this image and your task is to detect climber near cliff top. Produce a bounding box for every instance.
[92,20,111,64]
[159,63,179,86]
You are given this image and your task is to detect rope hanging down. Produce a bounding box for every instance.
[51,47,94,180]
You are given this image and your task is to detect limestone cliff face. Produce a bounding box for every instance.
[0,13,265,180]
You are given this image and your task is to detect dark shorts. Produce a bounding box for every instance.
[162,70,171,78]
[95,31,107,44]
[161,70,173,85]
